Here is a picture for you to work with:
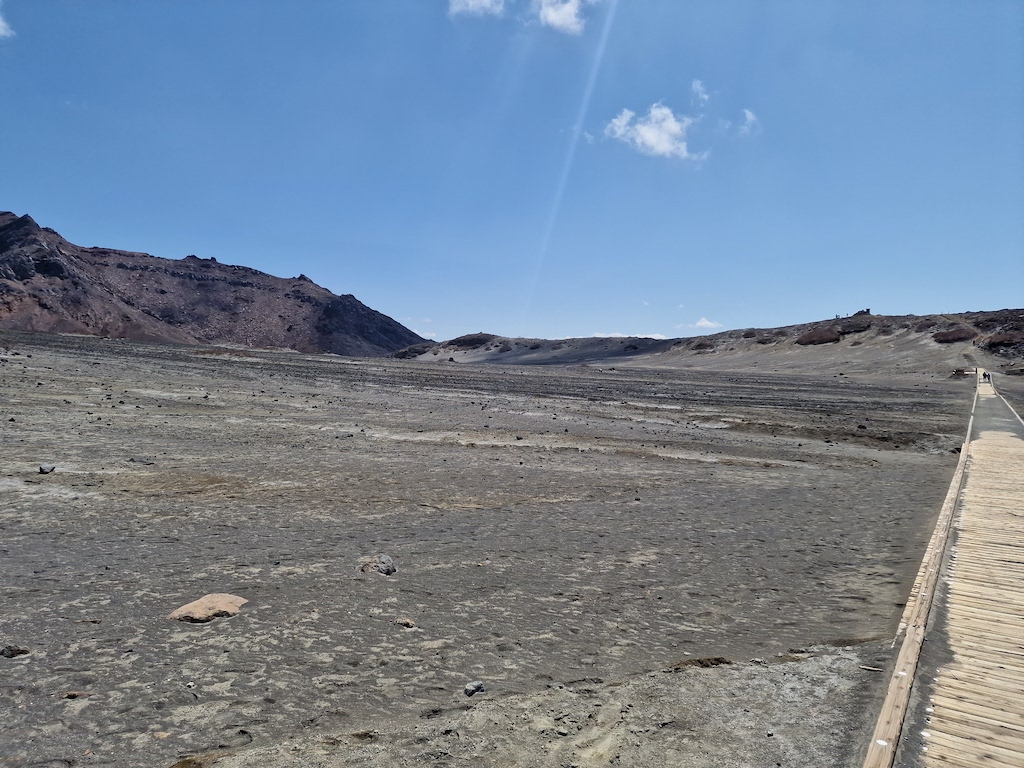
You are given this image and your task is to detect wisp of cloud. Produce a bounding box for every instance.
[525,0,620,312]
[0,0,15,38]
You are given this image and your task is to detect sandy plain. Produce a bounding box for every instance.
[0,330,977,767]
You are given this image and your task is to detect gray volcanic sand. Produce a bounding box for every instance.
[0,332,973,767]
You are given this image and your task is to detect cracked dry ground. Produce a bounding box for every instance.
[0,332,973,767]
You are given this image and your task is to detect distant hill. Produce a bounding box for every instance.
[395,309,1024,375]
[0,212,423,356]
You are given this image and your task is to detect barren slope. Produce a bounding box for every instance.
[399,310,1024,377]
[0,212,423,356]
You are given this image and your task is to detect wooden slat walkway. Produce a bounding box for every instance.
[864,372,1024,768]
[917,376,1024,767]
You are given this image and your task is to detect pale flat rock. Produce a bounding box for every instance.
[168,593,248,623]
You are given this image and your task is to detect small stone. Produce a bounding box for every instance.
[1,645,29,658]
[395,618,416,628]
[359,554,396,576]
[168,593,248,623]
[464,680,485,697]
[39,464,56,474]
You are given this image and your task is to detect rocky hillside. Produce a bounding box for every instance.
[0,212,423,356]
[396,309,1024,374]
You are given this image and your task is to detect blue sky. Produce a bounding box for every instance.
[1,1,1021,341]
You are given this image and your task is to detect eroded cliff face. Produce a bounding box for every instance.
[0,212,423,356]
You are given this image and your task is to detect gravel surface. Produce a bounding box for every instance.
[0,331,974,767]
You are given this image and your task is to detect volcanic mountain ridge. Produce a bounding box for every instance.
[0,211,423,356]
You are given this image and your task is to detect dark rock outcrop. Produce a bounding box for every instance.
[932,327,976,344]
[795,328,842,346]
[0,212,423,356]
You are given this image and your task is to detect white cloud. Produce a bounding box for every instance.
[738,109,759,135]
[413,329,439,340]
[690,317,723,329]
[449,0,598,34]
[534,0,596,35]
[605,102,706,161]
[449,0,506,16]
[594,332,668,340]
[691,79,709,107]
[0,1,14,38]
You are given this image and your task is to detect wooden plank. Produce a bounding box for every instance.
[925,727,1024,764]
[937,645,1024,670]
[947,602,1024,625]
[945,565,1024,584]
[943,602,1024,627]
[937,665,1024,693]
[943,625,1024,649]
[942,637,1024,660]
[931,684,1024,716]
[919,749,1019,768]
[949,542,1024,558]
[929,697,1024,732]
[926,719,1024,758]
[943,604,1024,631]
[942,590,1024,618]
[942,656,1024,679]
[934,668,1024,698]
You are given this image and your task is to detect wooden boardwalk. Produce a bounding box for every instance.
[864,372,1024,768]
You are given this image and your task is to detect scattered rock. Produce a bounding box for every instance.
[464,680,485,697]
[395,617,416,628]
[1,645,29,658]
[38,464,56,474]
[360,554,396,576]
[168,593,248,623]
